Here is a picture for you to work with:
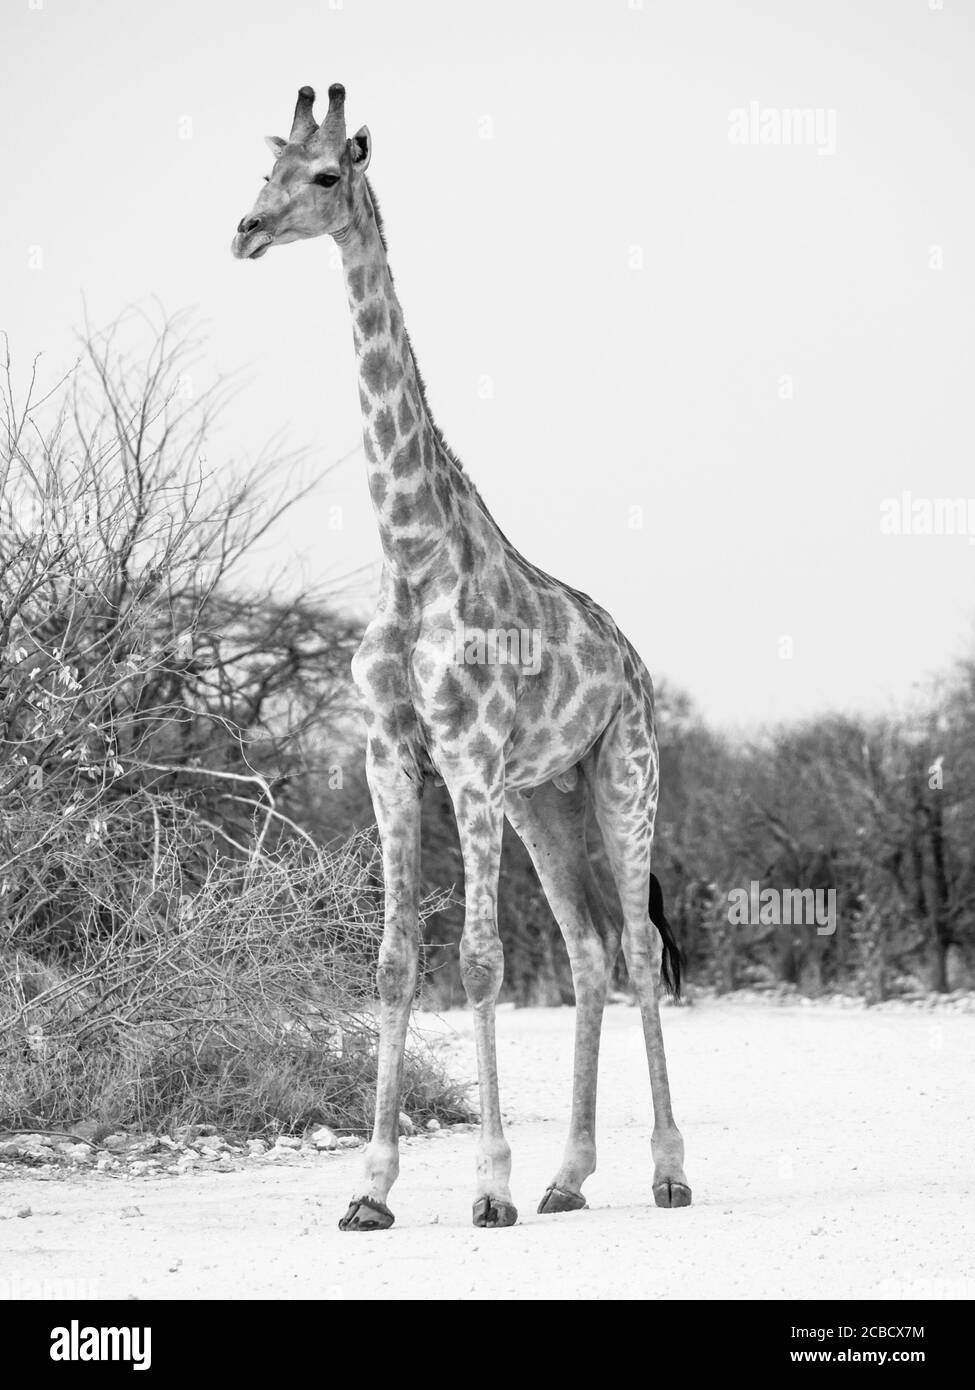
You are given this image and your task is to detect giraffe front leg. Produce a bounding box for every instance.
[443,757,517,1228]
[339,751,422,1233]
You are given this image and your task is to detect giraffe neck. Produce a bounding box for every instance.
[336,185,468,577]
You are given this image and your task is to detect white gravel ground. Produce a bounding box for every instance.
[2,998,974,1300]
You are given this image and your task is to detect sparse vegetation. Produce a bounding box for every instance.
[0,310,469,1137]
[2,306,973,1146]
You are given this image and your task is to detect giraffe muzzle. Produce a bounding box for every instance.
[231,218,274,260]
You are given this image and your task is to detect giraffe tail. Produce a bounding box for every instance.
[649,872,684,1001]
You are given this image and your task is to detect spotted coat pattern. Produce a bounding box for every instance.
[232,93,690,1228]
[334,180,688,1229]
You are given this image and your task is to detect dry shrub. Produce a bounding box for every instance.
[0,821,467,1134]
[0,313,472,1136]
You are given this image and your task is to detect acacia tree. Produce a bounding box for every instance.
[0,308,362,949]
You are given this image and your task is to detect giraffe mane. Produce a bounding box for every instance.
[365,176,513,537]
[365,178,462,471]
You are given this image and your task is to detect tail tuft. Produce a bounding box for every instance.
[648,872,684,1001]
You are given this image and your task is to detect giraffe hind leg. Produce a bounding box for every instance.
[505,779,621,1213]
[590,697,692,1210]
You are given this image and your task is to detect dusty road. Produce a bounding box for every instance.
[2,998,973,1300]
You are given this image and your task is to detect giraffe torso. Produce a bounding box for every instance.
[340,183,655,797]
[351,515,638,791]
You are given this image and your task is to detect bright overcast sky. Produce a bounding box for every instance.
[2,0,974,730]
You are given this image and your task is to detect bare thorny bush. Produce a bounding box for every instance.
[0,308,467,1135]
[2,829,461,1135]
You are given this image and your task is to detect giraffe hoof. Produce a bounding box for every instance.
[472,1196,518,1228]
[653,1180,692,1208]
[338,1196,395,1231]
[537,1185,588,1214]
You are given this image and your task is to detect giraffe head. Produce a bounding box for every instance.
[231,83,371,260]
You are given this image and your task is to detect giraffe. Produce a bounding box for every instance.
[232,83,692,1230]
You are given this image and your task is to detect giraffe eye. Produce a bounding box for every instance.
[311,171,340,189]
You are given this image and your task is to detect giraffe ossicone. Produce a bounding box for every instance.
[233,82,692,1231]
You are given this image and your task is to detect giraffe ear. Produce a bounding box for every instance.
[349,125,371,175]
[264,135,287,158]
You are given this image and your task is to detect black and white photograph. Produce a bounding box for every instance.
[1,0,972,1351]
